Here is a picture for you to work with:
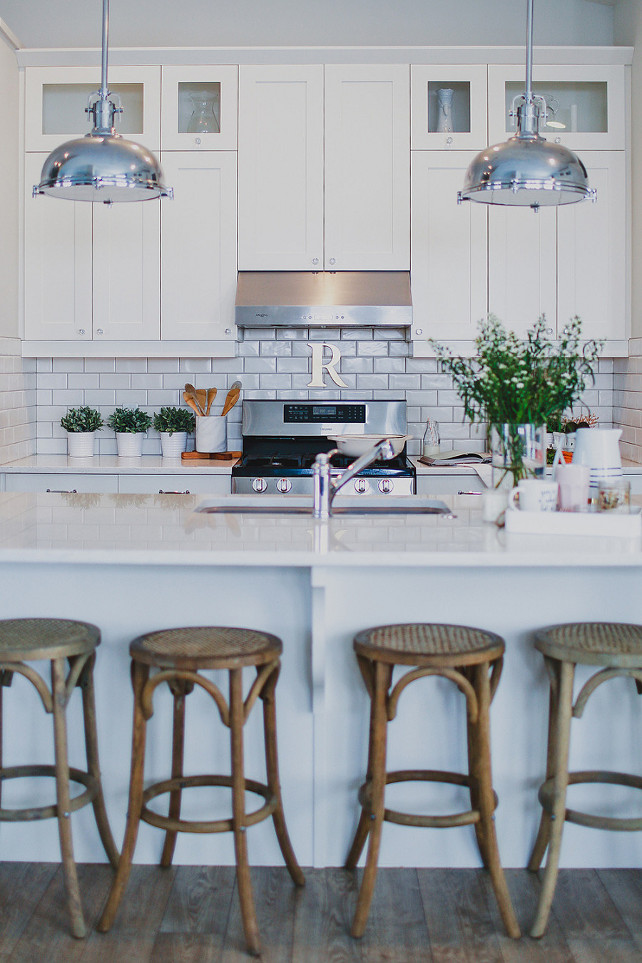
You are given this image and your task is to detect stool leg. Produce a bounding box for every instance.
[51,657,85,939]
[97,661,149,933]
[349,660,390,939]
[530,660,574,939]
[345,656,381,870]
[528,658,561,873]
[261,664,305,887]
[464,665,490,871]
[230,667,261,956]
[160,679,188,868]
[79,655,119,869]
[469,660,521,939]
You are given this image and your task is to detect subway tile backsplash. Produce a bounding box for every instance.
[24,327,616,459]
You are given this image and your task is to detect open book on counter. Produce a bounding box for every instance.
[419,450,491,467]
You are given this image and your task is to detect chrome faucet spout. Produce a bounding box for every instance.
[312,438,396,519]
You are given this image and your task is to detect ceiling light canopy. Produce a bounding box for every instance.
[458,0,595,211]
[33,0,172,204]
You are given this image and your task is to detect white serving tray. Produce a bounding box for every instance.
[505,506,642,538]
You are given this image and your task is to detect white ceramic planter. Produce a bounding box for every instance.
[67,431,96,457]
[116,432,144,457]
[195,416,226,453]
[160,431,187,458]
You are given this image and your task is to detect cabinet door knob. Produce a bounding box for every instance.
[96,328,104,336]
[312,257,319,265]
[329,257,336,265]
[77,328,85,336]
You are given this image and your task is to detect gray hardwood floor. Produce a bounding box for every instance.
[0,864,640,961]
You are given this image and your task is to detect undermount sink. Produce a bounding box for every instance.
[195,496,455,517]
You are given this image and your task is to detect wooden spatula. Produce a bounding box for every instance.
[221,380,242,417]
[205,387,217,415]
[195,388,208,414]
[184,383,205,416]
[182,390,202,418]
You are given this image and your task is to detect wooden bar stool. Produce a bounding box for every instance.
[0,617,119,938]
[97,626,304,956]
[345,622,520,940]
[528,622,642,938]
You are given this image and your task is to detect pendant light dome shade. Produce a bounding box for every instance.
[458,0,594,211]
[33,0,171,204]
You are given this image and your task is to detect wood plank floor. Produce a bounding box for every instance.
[0,864,641,961]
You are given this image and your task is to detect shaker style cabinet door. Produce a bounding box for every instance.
[411,65,488,151]
[160,151,237,341]
[324,64,410,271]
[411,151,487,343]
[24,153,93,342]
[238,65,324,270]
[161,65,238,151]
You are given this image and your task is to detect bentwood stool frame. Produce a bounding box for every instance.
[345,623,520,940]
[97,626,304,957]
[0,618,119,938]
[528,622,642,939]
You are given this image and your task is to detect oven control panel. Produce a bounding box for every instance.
[283,404,366,424]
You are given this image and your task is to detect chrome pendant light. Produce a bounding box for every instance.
[33,0,172,204]
[458,0,595,211]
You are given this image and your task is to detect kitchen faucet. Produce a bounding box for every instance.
[312,439,396,519]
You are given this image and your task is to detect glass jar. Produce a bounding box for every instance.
[187,92,220,134]
[422,419,440,458]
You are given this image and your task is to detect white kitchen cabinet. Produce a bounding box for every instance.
[488,65,625,152]
[118,474,231,494]
[411,65,488,151]
[160,151,237,341]
[3,473,119,493]
[238,64,409,271]
[411,151,488,343]
[161,66,238,151]
[25,65,161,152]
[25,155,161,343]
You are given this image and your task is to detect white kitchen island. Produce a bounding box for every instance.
[0,490,641,873]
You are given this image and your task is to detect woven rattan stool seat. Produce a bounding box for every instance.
[0,618,100,662]
[354,623,505,667]
[130,626,282,670]
[534,622,642,667]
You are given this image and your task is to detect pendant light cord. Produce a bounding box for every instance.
[525,0,534,103]
[100,0,109,98]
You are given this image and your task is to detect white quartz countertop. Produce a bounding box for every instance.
[0,491,640,568]
[0,454,238,474]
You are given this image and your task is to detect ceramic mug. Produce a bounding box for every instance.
[555,462,590,512]
[508,479,559,513]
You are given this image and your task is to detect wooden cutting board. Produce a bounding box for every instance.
[181,450,241,461]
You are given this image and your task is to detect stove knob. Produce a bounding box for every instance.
[276,478,292,493]
[252,477,268,493]
[378,479,394,494]
[354,478,369,494]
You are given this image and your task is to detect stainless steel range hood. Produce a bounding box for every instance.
[235,271,412,329]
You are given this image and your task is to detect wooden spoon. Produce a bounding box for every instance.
[182,390,202,418]
[221,380,242,417]
[184,383,205,416]
[195,388,208,414]
[205,387,217,416]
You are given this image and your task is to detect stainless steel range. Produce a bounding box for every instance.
[232,400,415,497]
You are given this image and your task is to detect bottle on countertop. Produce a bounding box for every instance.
[422,418,440,458]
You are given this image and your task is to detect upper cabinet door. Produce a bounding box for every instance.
[411,65,488,151]
[161,151,237,341]
[161,66,238,150]
[488,65,625,151]
[557,151,626,342]
[324,65,410,271]
[25,66,161,152]
[238,65,324,271]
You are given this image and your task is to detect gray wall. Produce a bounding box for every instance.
[0,0,616,49]
[0,32,18,341]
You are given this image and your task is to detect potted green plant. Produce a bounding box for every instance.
[431,316,602,488]
[60,406,103,457]
[107,407,153,457]
[153,406,195,457]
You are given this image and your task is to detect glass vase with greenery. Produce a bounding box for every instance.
[431,316,602,486]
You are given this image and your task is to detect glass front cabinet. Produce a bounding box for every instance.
[411,65,488,151]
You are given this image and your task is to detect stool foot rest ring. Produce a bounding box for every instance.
[539,770,642,831]
[0,765,100,822]
[358,768,499,829]
[141,774,277,834]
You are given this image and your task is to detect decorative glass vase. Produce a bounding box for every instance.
[187,92,220,134]
[436,88,455,133]
[490,423,546,489]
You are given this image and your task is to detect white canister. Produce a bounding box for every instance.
[67,431,96,457]
[116,432,144,457]
[195,416,227,453]
[160,431,187,458]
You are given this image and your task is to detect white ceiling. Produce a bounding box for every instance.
[0,0,617,51]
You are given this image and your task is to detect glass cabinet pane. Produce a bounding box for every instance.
[427,81,471,134]
[42,83,145,136]
[177,81,221,134]
[504,80,608,134]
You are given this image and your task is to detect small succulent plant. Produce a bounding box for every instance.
[107,407,153,434]
[152,406,196,435]
[60,406,103,433]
